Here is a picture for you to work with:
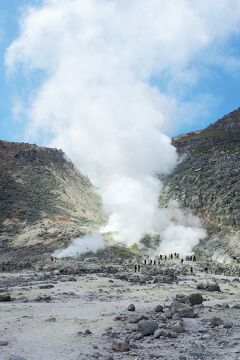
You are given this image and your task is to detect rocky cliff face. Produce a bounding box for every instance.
[0,140,105,260]
[160,108,240,257]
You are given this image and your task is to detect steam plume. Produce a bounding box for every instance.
[54,233,106,258]
[6,0,240,254]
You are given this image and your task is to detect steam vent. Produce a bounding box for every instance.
[1,2,240,359]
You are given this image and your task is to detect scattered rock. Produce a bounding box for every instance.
[137,320,158,336]
[154,329,177,338]
[224,323,232,329]
[134,333,144,340]
[128,304,135,312]
[197,282,220,292]
[0,294,11,302]
[159,314,167,322]
[112,341,130,352]
[170,301,195,318]
[164,309,173,319]
[187,293,204,305]
[232,303,240,309]
[45,317,56,322]
[129,314,149,323]
[34,295,52,302]
[0,341,9,346]
[84,329,92,335]
[209,317,223,326]
[154,305,164,313]
[169,322,185,333]
[172,313,182,320]
[39,284,54,289]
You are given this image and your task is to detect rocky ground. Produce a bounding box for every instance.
[0,256,239,360]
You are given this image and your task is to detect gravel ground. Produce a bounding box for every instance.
[0,259,239,360]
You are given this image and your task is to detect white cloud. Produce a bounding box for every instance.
[5,0,240,249]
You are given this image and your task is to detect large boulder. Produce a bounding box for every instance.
[137,320,158,336]
[196,282,221,292]
[170,301,195,318]
[187,293,204,306]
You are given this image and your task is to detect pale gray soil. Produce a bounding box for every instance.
[0,259,239,360]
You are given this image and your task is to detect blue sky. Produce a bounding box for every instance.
[0,0,240,144]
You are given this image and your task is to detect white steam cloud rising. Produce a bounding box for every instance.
[54,233,106,258]
[5,0,240,253]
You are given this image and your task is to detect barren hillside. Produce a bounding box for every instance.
[0,140,105,261]
[160,108,240,257]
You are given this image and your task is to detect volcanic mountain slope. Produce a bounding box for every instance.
[160,108,240,257]
[0,140,105,260]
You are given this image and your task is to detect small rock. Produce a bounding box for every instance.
[197,282,220,292]
[128,304,135,312]
[164,309,173,319]
[224,323,232,329]
[170,301,195,318]
[0,341,9,346]
[34,296,52,302]
[0,294,11,302]
[154,329,164,339]
[209,316,223,326]
[39,284,54,289]
[187,293,203,306]
[154,329,177,338]
[137,320,158,336]
[155,305,164,313]
[169,323,185,333]
[159,314,167,322]
[134,333,144,340]
[92,352,101,359]
[45,317,56,322]
[232,303,240,309]
[84,329,92,335]
[172,313,182,320]
[112,341,130,352]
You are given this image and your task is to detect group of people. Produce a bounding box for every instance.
[143,253,196,266]
[186,255,196,261]
[133,252,197,273]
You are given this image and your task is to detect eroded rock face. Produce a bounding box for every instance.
[160,108,240,257]
[0,140,105,262]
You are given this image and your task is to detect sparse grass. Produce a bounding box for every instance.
[176,129,222,142]
[226,144,239,153]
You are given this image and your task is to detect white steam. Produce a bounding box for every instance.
[156,201,207,255]
[5,0,240,254]
[54,233,106,258]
